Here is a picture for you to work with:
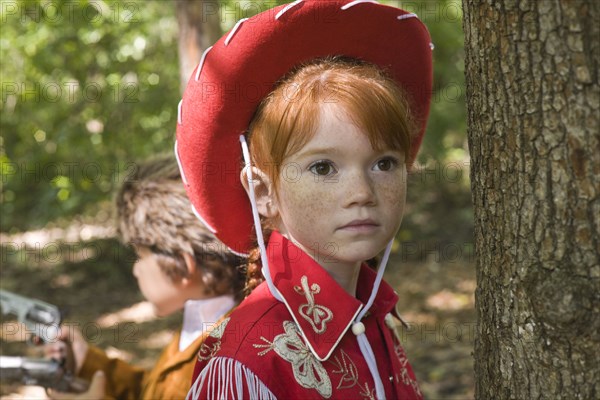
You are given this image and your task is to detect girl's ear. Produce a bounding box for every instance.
[240,166,279,218]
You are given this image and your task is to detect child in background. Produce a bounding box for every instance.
[175,1,433,399]
[46,155,244,399]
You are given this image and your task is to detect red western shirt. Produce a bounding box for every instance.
[188,232,422,399]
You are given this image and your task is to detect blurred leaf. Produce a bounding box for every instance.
[1,0,180,230]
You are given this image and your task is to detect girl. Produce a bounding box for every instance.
[176,1,433,399]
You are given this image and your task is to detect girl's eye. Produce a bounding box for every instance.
[374,157,398,171]
[309,161,336,176]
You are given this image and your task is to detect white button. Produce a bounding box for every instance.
[352,322,365,335]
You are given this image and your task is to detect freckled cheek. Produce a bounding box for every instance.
[376,177,406,211]
[278,180,332,227]
[385,185,406,205]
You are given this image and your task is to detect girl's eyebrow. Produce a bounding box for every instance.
[295,146,340,158]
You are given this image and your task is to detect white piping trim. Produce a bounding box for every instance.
[177,99,183,125]
[275,0,303,20]
[225,18,248,46]
[397,13,417,20]
[341,0,378,10]
[194,46,213,82]
[173,141,188,186]
[225,244,249,258]
[284,295,363,362]
[190,203,218,234]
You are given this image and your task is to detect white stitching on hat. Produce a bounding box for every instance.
[194,46,213,82]
[224,244,249,258]
[191,203,218,234]
[341,0,378,10]
[275,0,303,20]
[397,13,417,20]
[225,18,249,46]
[173,140,189,186]
[177,99,183,125]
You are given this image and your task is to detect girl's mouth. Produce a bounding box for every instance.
[338,219,379,232]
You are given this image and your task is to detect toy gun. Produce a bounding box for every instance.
[0,289,61,343]
[0,356,88,392]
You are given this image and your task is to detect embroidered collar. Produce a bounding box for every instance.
[268,231,399,361]
[180,295,235,351]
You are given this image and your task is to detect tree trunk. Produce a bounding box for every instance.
[462,1,599,399]
[175,0,223,93]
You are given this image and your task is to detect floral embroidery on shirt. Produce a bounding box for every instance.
[395,342,422,396]
[328,350,359,389]
[254,320,333,398]
[294,275,333,334]
[359,382,376,400]
[197,317,230,361]
[210,317,230,339]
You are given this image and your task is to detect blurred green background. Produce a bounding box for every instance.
[1,0,469,234]
[1,0,474,398]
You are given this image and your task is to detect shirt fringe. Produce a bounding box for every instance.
[187,357,277,400]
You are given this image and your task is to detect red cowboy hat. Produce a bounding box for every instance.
[175,0,433,255]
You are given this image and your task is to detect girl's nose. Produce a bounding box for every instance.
[342,171,376,208]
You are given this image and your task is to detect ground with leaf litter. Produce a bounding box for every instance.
[1,234,475,399]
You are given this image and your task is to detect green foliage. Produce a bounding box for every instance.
[1,0,180,231]
[387,0,467,163]
[381,0,471,248]
[1,0,468,236]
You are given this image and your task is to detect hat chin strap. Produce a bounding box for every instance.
[240,135,284,303]
[240,134,390,400]
[352,239,393,400]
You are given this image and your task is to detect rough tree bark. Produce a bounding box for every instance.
[175,0,223,93]
[462,1,599,399]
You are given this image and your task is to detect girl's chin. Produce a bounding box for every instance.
[339,246,388,264]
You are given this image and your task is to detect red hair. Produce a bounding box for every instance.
[248,56,415,188]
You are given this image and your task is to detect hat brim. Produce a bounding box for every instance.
[176,0,433,255]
